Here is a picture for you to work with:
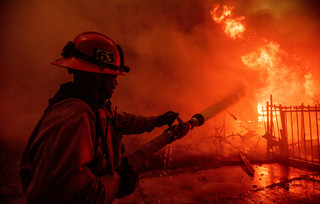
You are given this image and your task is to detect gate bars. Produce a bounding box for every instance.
[261,95,320,166]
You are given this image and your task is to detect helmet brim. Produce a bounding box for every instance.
[52,57,124,75]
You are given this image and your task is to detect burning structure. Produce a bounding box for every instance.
[208,2,320,167]
[0,0,320,203]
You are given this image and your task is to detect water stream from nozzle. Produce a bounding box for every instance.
[130,89,244,172]
[200,88,244,120]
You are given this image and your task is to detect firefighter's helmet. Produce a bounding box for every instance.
[52,32,130,75]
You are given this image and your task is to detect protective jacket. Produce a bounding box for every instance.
[20,82,156,204]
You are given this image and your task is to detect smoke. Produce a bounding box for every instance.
[0,0,319,161]
[235,0,320,73]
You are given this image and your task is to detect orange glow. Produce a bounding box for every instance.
[242,41,282,110]
[304,72,315,99]
[224,17,245,39]
[210,4,245,39]
[210,4,232,23]
[241,42,280,71]
[210,3,317,128]
[257,103,266,122]
[241,39,316,107]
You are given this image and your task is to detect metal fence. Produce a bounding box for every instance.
[261,96,320,167]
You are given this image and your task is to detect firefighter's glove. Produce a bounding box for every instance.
[116,157,139,198]
[155,111,179,127]
[166,123,190,142]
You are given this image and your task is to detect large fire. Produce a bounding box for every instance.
[241,42,281,71]
[210,3,316,122]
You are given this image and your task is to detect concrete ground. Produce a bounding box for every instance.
[1,141,320,204]
[119,163,320,203]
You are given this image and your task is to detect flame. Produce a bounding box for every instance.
[257,103,264,115]
[241,40,315,106]
[224,17,245,39]
[241,42,280,71]
[242,41,282,106]
[210,3,317,124]
[210,4,232,23]
[257,103,264,122]
[210,4,245,39]
[304,72,315,99]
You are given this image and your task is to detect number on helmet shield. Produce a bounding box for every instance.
[94,48,115,64]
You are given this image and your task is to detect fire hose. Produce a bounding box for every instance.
[129,88,244,171]
[130,114,205,171]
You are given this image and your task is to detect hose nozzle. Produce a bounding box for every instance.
[187,113,205,129]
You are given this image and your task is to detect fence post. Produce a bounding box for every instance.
[308,105,314,164]
[316,105,320,164]
[266,101,270,157]
[301,103,307,161]
[279,105,288,161]
[290,106,294,159]
[296,107,301,160]
[270,95,273,139]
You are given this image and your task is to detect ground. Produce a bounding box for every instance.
[1,141,320,204]
[120,164,320,203]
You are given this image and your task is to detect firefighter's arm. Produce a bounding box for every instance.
[115,111,179,134]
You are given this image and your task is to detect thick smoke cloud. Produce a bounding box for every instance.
[0,0,319,158]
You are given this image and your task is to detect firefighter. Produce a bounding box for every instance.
[20,32,184,203]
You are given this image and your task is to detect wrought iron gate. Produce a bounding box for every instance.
[261,96,320,168]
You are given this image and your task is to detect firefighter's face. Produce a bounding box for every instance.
[99,74,118,100]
